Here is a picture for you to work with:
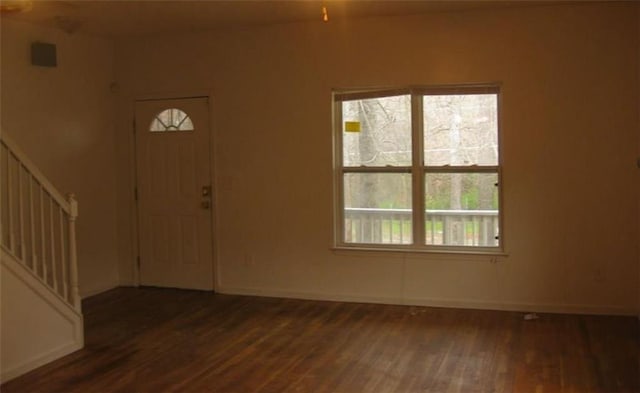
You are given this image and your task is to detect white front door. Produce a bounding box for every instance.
[135,97,214,290]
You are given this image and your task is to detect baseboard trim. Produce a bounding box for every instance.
[399,296,637,316]
[217,285,638,316]
[117,279,136,288]
[81,284,119,299]
[217,286,400,307]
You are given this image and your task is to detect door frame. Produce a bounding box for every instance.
[129,91,219,291]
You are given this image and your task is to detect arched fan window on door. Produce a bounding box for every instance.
[149,108,194,132]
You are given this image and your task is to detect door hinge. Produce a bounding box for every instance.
[137,256,141,268]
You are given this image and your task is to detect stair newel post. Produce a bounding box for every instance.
[67,193,81,312]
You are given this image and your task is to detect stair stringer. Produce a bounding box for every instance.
[0,248,84,383]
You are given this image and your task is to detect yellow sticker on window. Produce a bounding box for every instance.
[344,121,361,133]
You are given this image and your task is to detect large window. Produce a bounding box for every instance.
[333,85,501,253]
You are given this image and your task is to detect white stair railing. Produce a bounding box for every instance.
[0,134,80,312]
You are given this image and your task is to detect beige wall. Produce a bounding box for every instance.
[1,4,636,318]
[1,19,119,297]
[115,3,639,314]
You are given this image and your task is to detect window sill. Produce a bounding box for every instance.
[331,245,508,258]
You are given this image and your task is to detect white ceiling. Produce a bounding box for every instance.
[1,0,567,38]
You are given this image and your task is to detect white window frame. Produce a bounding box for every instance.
[332,84,503,255]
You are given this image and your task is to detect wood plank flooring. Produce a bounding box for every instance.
[2,287,638,392]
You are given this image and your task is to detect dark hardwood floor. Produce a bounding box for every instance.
[2,287,638,392]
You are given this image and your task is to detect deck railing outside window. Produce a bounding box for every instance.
[344,208,498,247]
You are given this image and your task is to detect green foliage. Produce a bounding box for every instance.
[461,182,478,210]
[425,193,449,209]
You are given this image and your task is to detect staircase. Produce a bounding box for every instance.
[0,134,83,382]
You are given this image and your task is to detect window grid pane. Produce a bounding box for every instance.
[425,172,499,247]
[423,94,498,166]
[343,173,412,245]
[342,95,412,167]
